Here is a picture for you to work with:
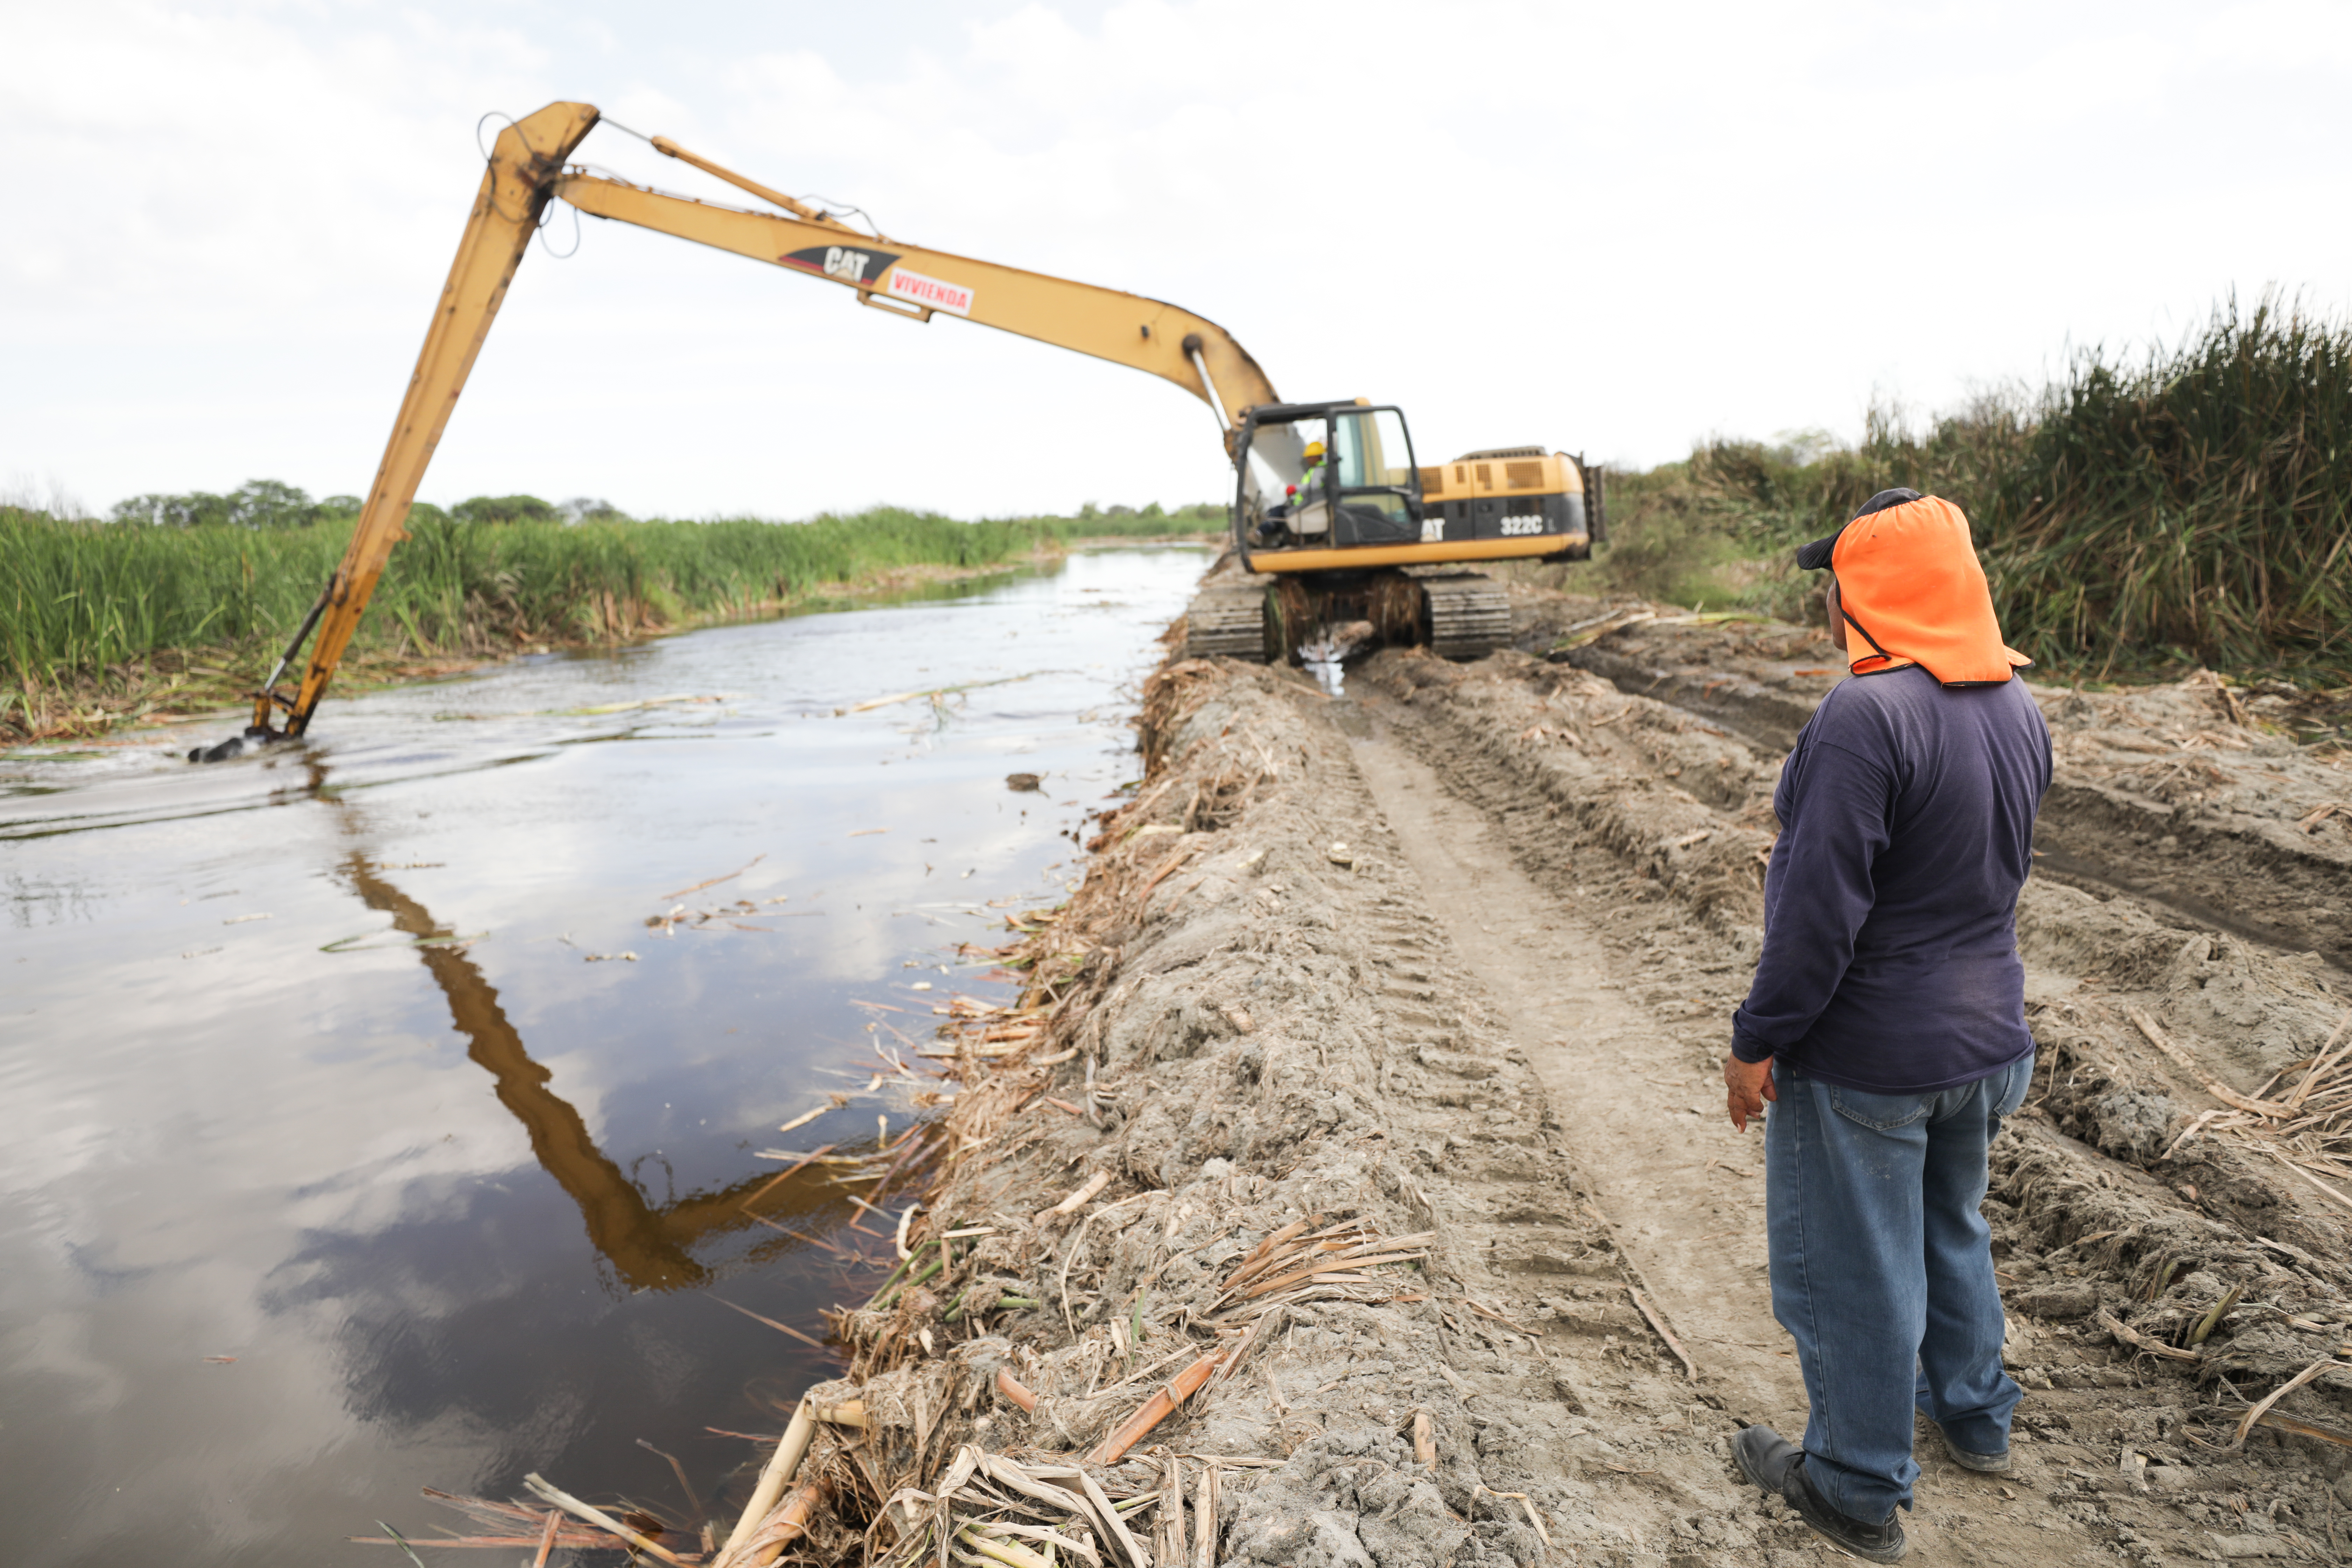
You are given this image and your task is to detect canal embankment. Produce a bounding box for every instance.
[700,582,2352,1567]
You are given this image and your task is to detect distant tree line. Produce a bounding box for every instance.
[103,482,629,529]
[1073,501,1241,528]
[107,479,362,530]
[85,484,1220,533]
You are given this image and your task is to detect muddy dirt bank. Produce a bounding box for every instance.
[765,653,1729,1565]
[1511,595,2352,971]
[714,589,2351,1568]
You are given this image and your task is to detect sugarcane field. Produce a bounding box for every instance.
[6,8,2352,1568]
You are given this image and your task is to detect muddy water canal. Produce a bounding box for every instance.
[0,544,1209,1566]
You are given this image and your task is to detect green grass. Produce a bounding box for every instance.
[1529,293,2352,686]
[0,501,1221,732]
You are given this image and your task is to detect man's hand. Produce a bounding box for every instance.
[1724,1053,1776,1133]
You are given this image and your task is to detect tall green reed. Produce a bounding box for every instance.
[0,503,1220,690]
[1984,294,2352,675]
[1572,293,2351,680]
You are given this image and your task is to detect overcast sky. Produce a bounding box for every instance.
[5,0,2347,519]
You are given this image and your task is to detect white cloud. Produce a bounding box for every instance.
[1,0,2344,516]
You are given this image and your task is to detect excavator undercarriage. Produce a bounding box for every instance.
[1183,583,1279,662]
[1419,574,1518,659]
[1183,570,1515,664]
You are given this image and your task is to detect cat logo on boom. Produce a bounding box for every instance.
[779,244,902,285]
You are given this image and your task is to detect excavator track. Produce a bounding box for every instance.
[1421,574,1512,661]
[1183,584,1270,662]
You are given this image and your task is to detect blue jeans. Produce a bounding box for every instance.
[1765,1052,2034,1523]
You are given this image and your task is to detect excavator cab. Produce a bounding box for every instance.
[1239,402,1424,552]
[1329,406,1426,544]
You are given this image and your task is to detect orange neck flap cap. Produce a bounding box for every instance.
[1833,495,2029,686]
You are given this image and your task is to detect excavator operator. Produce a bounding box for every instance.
[1257,440,1326,544]
[1273,441,1326,516]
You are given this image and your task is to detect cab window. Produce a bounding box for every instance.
[1332,409,1416,491]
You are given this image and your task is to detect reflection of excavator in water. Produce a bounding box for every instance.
[215,100,1602,754]
[336,836,833,1293]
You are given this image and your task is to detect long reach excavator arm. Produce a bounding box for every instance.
[246,99,1277,741]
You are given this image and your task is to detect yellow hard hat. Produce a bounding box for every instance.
[1303,441,1325,460]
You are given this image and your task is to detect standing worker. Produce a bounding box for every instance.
[1722,488,2052,1562]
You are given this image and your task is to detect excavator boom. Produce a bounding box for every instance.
[554,173,1274,428]
[255,103,601,737]
[252,100,1274,738]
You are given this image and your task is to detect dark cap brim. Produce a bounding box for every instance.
[1796,531,1841,571]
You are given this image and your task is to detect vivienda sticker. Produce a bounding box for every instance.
[884,266,974,317]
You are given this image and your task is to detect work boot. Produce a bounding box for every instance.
[1731,1424,1801,1493]
[1935,1425,2013,1474]
[1731,1425,1909,1563]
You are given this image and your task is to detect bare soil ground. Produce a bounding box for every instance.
[1511,594,2352,972]
[741,581,2352,1568]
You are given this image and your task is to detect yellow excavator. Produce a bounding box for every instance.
[214,100,1599,756]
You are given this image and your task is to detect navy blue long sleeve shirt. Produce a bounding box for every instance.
[1730,664,2052,1093]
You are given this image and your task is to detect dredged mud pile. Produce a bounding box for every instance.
[721,583,2352,1568]
[766,652,1761,1567]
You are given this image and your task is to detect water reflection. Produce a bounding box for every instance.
[0,546,1208,1567]
[337,850,793,1293]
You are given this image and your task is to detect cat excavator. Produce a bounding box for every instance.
[223,100,1600,752]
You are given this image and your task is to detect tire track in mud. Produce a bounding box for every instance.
[1358,640,2352,1567]
[1347,679,2137,1568]
[1346,688,1800,1426]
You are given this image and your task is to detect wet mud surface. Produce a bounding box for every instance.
[794,578,2352,1567]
